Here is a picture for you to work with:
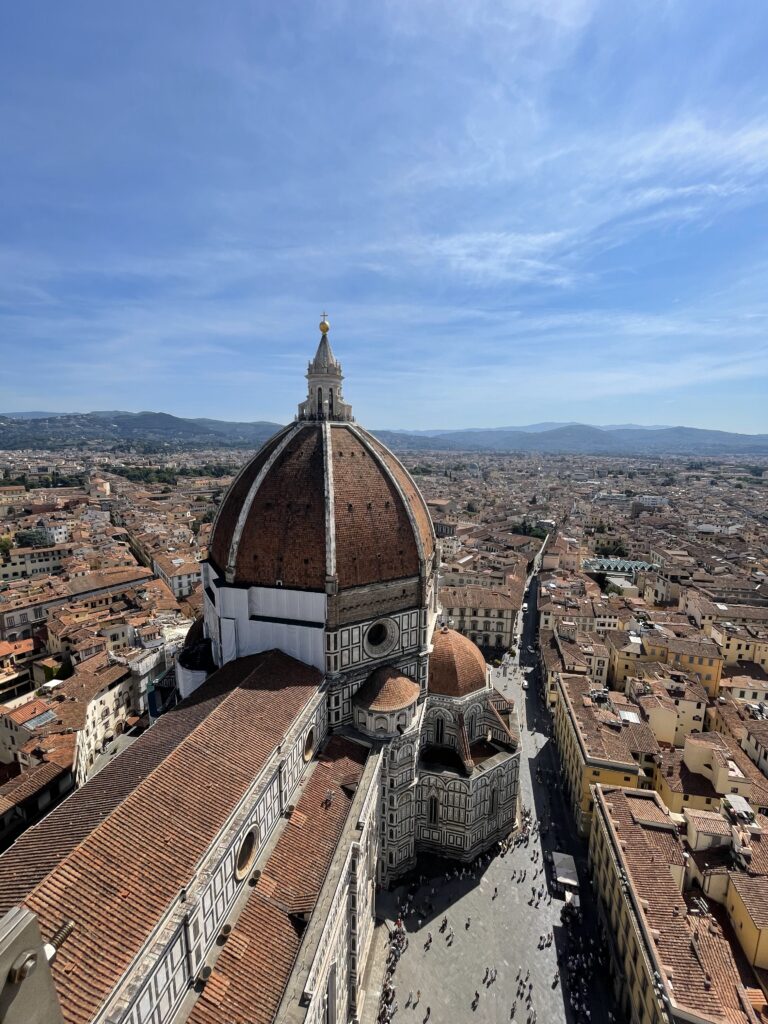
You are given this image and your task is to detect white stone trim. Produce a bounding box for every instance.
[348,424,432,566]
[322,420,337,590]
[225,423,302,581]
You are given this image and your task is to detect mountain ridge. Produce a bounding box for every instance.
[1,410,767,455]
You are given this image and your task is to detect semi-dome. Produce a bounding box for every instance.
[208,323,435,591]
[429,627,487,698]
[353,666,420,712]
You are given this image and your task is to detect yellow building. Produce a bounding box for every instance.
[726,872,768,970]
[654,731,768,815]
[627,666,708,748]
[589,785,760,1024]
[606,629,723,697]
[553,673,642,835]
[539,625,609,709]
[711,621,768,668]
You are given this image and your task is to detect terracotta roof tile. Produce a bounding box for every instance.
[331,426,421,586]
[353,666,420,711]
[187,735,368,1024]
[208,422,434,592]
[429,628,487,698]
[0,650,321,1024]
[208,426,294,575]
[597,788,753,1023]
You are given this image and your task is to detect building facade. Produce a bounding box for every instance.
[0,320,520,1024]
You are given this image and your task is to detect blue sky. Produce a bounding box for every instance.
[2,1,768,432]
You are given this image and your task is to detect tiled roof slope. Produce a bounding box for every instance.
[207,422,435,593]
[236,425,327,589]
[187,734,369,1024]
[429,627,487,698]
[353,666,420,712]
[0,658,272,915]
[600,788,754,1023]
[331,426,421,587]
[363,431,436,566]
[0,650,321,1024]
[208,426,294,575]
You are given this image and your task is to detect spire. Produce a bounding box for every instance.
[297,315,354,422]
[309,314,340,374]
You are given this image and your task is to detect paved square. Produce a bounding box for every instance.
[374,644,617,1024]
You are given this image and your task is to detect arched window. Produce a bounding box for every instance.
[324,963,337,1024]
[329,388,335,417]
[435,716,444,745]
[317,387,323,416]
[428,794,439,825]
[466,710,477,739]
[489,787,498,816]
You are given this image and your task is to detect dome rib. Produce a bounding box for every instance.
[208,422,435,593]
[429,628,487,698]
[208,424,295,576]
[362,431,436,567]
[329,425,422,588]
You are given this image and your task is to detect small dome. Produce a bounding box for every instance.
[183,615,204,648]
[429,628,487,698]
[353,666,420,712]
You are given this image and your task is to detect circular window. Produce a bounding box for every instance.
[364,618,399,659]
[367,622,388,647]
[303,727,315,762]
[234,828,258,881]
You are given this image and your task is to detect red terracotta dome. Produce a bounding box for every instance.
[429,628,487,698]
[208,421,435,591]
[353,666,420,712]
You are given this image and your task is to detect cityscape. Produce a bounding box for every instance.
[2,4,768,1024]
[0,323,767,1024]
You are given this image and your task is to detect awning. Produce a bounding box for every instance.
[552,851,579,889]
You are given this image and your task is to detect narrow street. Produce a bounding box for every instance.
[373,569,618,1024]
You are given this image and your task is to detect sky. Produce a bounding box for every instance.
[2,1,768,433]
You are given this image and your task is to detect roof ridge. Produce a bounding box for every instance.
[20,650,276,909]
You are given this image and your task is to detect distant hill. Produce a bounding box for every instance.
[3,410,63,420]
[372,423,768,456]
[0,411,766,455]
[0,411,283,450]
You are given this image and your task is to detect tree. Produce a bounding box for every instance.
[595,540,629,558]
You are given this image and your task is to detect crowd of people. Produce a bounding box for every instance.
[373,645,618,1024]
[377,919,407,1024]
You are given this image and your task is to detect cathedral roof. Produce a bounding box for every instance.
[429,627,488,698]
[353,666,420,712]
[0,651,321,1024]
[209,320,435,591]
[187,735,368,1024]
[208,421,435,590]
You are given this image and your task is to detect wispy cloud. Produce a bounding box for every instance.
[0,1,767,431]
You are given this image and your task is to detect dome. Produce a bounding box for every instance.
[429,628,487,698]
[353,666,420,712]
[183,615,204,648]
[208,421,435,590]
